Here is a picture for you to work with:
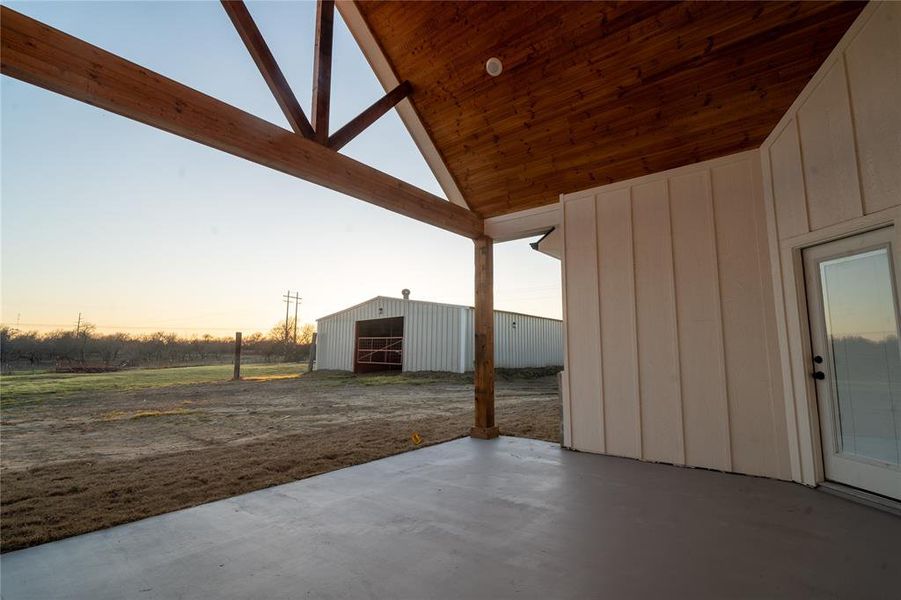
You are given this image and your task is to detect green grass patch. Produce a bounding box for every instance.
[0,363,307,406]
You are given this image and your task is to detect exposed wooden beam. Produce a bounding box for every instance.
[471,235,498,440]
[220,0,314,139]
[329,80,412,151]
[0,7,483,239]
[312,0,335,143]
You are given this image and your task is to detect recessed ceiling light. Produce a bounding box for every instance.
[486,57,503,77]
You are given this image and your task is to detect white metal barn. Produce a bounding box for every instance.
[314,296,562,373]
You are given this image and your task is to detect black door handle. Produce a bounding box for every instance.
[812,355,826,380]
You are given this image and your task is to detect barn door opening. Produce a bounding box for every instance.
[354,317,404,373]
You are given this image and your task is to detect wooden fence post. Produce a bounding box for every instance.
[233,331,242,380]
[307,332,317,372]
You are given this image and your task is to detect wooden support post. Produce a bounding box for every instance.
[233,331,242,380]
[471,235,498,440]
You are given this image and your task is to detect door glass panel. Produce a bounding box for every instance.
[819,247,901,466]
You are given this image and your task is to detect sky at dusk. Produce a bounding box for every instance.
[0,1,562,336]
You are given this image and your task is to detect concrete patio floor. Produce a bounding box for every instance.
[1,436,899,599]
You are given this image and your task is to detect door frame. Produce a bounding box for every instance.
[801,225,901,497]
[773,206,901,488]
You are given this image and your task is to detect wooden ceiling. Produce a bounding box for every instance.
[355,1,865,218]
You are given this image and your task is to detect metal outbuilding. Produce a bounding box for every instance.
[315,295,562,373]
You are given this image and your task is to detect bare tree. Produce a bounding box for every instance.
[298,323,316,345]
[268,318,295,347]
[1,323,312,372]
[266,319,315,361]
[77,323,96,363]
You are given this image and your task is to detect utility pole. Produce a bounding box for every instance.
[283,290,291,341]
[282,290,293,359]
[292,292,302,343]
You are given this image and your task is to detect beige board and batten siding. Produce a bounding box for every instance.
[315,296,563,373]
[561,150,792,480]
[766,0,900,241]
[761,1,901,485]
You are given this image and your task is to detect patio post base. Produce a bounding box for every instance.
[470,426,500,440]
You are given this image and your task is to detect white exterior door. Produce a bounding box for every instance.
[803,226,901,500]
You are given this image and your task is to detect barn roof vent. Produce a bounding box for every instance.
[402,289,411,300]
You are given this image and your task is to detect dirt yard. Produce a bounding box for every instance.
[0,369,559,552]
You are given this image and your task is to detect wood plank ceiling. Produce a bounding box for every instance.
[355,1,866,218]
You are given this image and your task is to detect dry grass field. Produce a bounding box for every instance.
[0,366,559,552]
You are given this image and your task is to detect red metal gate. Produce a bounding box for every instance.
[355,336,403,367]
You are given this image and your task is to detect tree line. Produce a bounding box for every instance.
[0,318,315,372]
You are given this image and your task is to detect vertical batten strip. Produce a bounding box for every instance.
[706,169,735,472]
[795,118,814,234]
[629,188,644,461]
[749,156,793,479]
[593,194,607,453]
[633,180,684,464]
[597,188,641,458]
[666,179,688,466]
[840,52,868,218]
[560,197,574,448]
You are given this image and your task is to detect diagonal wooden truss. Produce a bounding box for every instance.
[0,2,483,239]
[221,0,413,152]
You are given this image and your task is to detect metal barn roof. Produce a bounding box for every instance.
[316,296,562,323]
